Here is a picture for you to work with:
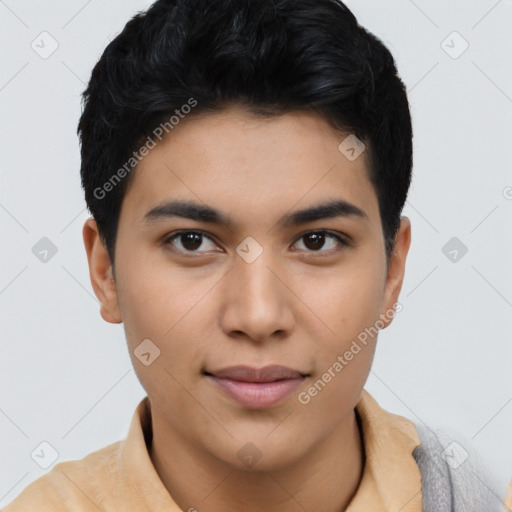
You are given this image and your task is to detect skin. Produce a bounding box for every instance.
[83,105,411,512]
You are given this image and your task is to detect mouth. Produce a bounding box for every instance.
[203,365,309,409]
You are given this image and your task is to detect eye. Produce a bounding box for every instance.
[292,230,348,254]
[162,230,220,254]
[162,229,349,256]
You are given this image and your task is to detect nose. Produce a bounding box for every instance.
[218,252,295,344]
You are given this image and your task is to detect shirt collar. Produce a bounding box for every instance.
[117,389,422,511]
[346,389,423,511]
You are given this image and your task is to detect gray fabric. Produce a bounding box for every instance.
[413,422,505,512]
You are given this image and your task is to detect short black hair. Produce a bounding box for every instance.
[78,0,413,267]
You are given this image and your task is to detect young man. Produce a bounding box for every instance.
[4,0,504,510]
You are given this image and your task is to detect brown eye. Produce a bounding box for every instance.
[163,230,219,254]
[180,232,203,250]
[293,231,347,254]
[303,232,326,251]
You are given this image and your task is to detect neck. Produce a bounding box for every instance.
[149,409,364,512]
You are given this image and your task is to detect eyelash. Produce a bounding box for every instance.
[161,230,350,256]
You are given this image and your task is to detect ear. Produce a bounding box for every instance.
[82,218,122,324]
[380,216,411,328]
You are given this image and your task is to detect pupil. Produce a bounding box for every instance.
[182,232,202,250]
[305,232,324,251]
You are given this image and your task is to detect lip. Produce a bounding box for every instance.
[205,365,308,409]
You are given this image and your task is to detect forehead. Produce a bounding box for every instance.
[120,106,380,228]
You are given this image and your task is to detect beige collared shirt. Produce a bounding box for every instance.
[3,389,423,511]
[347,390,422,511]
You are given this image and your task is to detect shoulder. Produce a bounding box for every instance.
[412,422,504,512]
[2,441,122,512]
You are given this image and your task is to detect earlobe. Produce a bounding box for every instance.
[380,216,411,329]
[82,218,122,324]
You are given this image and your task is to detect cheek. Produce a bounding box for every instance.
[299,281,381,418]
[114,266,209,395]
[304,263,385,339]
[295,333,376,435]
[116,253,210,338]
[300,261,384,399]
[116,263,211,404]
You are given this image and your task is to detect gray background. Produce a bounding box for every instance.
[1,0,511,507]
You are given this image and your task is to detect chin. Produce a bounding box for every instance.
[206,432,310,473]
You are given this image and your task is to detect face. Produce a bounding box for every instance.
[84,105,410,472]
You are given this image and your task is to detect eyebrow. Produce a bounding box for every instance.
[142,198,368,229]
